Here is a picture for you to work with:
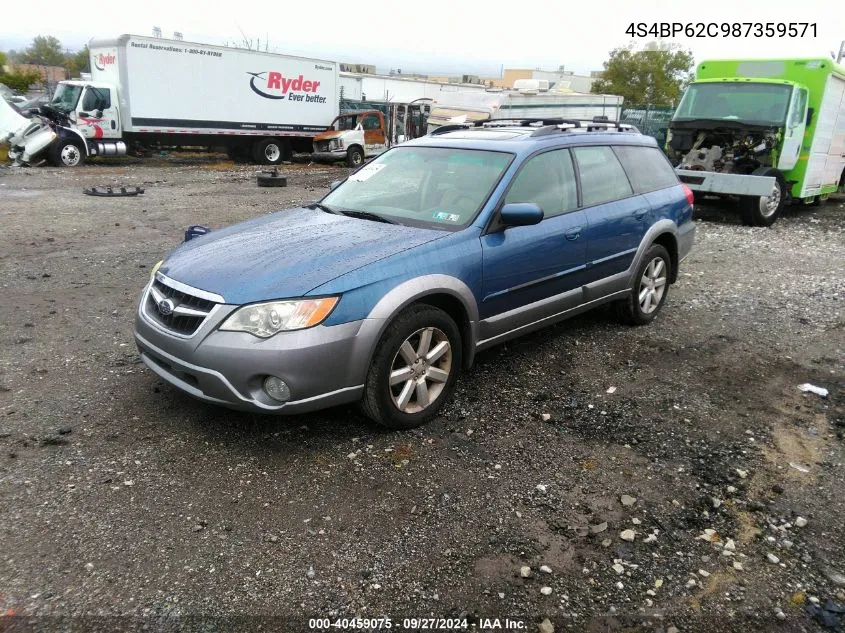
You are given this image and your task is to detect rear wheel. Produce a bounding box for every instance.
[252,138,289,165]
[741,167,786,227]
[360,305,462,430]
[616,244,672,326]
[49,139,85,167]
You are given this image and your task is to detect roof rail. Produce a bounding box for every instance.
[428,123,472,136]
[481,118,583,128]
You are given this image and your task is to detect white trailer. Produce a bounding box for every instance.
[3,34,339,166]
[426,88,624,132]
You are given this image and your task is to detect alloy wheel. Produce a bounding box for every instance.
[638,257,667,314]
[389,327,452,414]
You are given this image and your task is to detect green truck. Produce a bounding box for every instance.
[667,58,845,225]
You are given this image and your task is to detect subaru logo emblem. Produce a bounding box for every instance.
[158,299,175,316]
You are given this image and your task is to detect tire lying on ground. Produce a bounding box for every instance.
[256,171,288,187]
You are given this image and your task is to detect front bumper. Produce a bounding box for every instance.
[675,169,776,197]
[311,150,348,163]
[134,280,376,414]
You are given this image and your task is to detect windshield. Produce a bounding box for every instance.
[673,82,792,125]
[321,146,513,230]
[50,84,83,112]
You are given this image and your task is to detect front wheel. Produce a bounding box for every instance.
[741,167,786,227]
[346,146,365,168]
[615,244,672,326]
[49,139,85,167]
[360,305,462,430]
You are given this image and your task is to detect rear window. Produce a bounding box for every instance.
[613,146,680,193]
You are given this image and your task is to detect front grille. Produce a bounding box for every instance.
[145,278,217,336]
[315,141,330,151]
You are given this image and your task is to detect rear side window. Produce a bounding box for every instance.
[572,146,634,207]
[504,149,577,218]
[614,146,679,193]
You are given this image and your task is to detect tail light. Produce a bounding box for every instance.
[682,183,695,207]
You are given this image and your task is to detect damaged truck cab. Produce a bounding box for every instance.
[5,80,124,167]
[312,110,388,167]
[668,58,845,226]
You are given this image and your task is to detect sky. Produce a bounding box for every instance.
[1,0,842,76]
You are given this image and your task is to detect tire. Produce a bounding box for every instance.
[360,305,462,430]
[252,138,288,165]
[49,139,85,167]
[615,244,672,326]
[742,167,786,227]
[346,146,365,168]
[256,172,287,187]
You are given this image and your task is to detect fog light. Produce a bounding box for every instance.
[263,376,291,402]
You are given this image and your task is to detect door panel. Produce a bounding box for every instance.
[480,148,587,331]
[778,86,807,171]
[572,145,648,283]
[480,211,589,324]
[581,196,650,280]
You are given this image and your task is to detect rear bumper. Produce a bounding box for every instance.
[676,169,776,197]
[678,220,695,263]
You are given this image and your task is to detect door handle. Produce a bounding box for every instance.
[564,227,582,240]
[633,209,648,220]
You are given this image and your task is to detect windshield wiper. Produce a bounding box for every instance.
[308,201,341,215]
[338,210,399,225]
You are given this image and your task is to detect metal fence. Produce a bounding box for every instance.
[619,105,676,149]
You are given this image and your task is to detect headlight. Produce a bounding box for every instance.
[330,138,344,150]
[150,260,163,279]
[220,297,339,338]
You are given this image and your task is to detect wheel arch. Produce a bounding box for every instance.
[652,231,679,284]
[361,275,480,371]
[56,126,89,156]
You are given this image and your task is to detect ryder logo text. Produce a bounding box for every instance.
[247,72,327,103]
[94,53,116,71]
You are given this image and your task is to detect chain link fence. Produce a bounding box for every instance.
[619,105,676,150]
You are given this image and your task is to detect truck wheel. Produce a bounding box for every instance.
[49,139,85,167]
[346,146,364,168]
[360,304,462,430]
[742,167,786,227]
[253,138,287,165]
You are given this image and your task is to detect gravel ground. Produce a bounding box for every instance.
[0,155,843,633]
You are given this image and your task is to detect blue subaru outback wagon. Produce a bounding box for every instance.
[135,119,695,429]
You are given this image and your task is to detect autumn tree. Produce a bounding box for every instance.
[66,45,90,76]
[20,35,65,66]
[592,41,694,105]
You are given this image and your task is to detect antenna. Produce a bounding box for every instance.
[152,26,162,38]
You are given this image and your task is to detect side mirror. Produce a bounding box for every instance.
[94,109,103,118]
[806,107,814,127]
[329,180,342,191]
[499,202,544,227]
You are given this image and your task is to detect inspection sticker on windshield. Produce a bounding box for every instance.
[433,211,461,223]
[349,163,385,182]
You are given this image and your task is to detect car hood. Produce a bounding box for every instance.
[0,96,31,140]
[313,130,346,142]
[159,207,446,304]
